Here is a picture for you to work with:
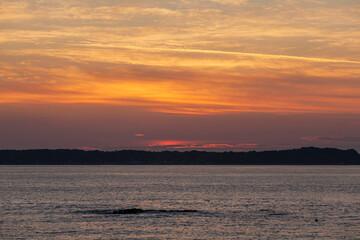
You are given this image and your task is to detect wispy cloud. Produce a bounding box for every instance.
[302,136,360,143]
[1,0,360,150]
[144,140,259,151]
[317,136,360,143]
[76,146,101,151]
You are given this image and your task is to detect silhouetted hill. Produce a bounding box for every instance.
[0,147,359,165]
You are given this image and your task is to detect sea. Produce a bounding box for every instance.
[0,165,359,239]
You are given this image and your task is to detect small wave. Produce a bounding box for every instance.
[268,213,289,216]
[257,209,289,216]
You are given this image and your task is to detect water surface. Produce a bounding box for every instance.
[1,166,359,239]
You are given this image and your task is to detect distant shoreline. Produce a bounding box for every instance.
[0,147,359,165]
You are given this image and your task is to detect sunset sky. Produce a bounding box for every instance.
[1,0,360,151]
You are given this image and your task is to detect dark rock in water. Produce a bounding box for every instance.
[179,210,197,212]
[113,208,145,214]
[166,210,198,213]
[110,208,197,214]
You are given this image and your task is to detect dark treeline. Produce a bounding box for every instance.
[0,147,359,165]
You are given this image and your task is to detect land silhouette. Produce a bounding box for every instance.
[0,147,359,165]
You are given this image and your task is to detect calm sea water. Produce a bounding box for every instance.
[0,166,359,239]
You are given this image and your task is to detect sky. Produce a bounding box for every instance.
[0,0,360,151]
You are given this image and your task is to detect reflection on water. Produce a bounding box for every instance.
[1,166,359,239]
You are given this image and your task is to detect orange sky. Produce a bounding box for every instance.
[0,0,359,151]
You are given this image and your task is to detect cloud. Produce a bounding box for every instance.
[1,54,360,115]
[302,136,360,143]
[1,0,360,116]
[317,136,360,143]
[209,0,248,6]
[1,0,360,152]
[76,146,100,151]
[144,141,259,151]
